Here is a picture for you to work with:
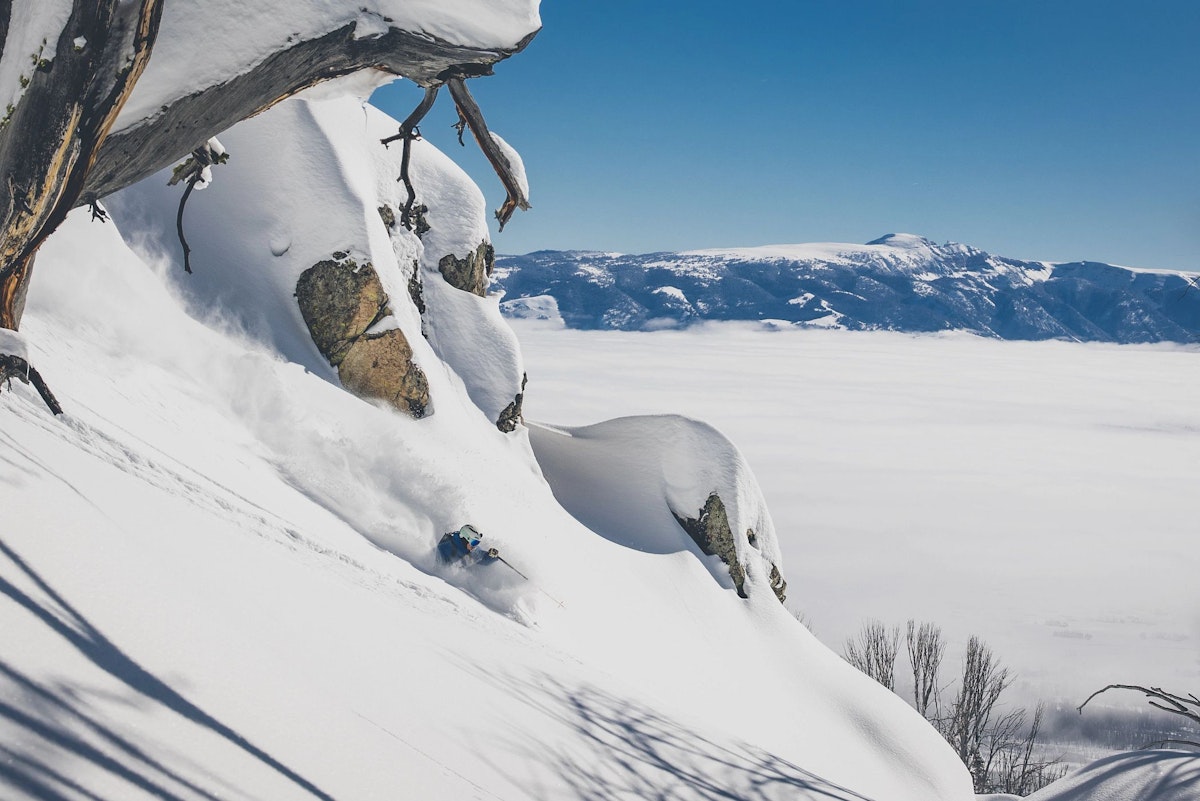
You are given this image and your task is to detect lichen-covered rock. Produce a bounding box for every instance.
[768,563,787,604]
[377,204,396,230]
[437,241,494,297]
[297,257,429,418]
[295,257,388,366]
[674,492,788,604]
[495,372,527,433]
[339,329,430,418]
[674,493,748,599]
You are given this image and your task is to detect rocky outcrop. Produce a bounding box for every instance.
[296,256,429,418]
[495,372,527,433]
[674,492,786,604]
[437,241,494,297]
[296,256,390,364]
[674,493,747,598]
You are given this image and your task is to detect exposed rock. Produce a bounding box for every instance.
[673,493,747,599]
[768,562,787,604]
[406,260,426,316]
[295,257,388,366]
[296,256,429,418]
[437,241,495,297]
[674,492,788,604]
[377,204,396,230]
[496,372,527,433]
[339,328,430,418]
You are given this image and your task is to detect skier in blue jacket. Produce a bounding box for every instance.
[437,524,499,564]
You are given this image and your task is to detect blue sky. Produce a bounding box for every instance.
[371,1,1199,269]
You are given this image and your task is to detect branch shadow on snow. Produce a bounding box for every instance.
[1028,750,1200,800]
[484,669,873,801]
[0,538,336,801]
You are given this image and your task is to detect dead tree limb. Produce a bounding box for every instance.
[83,27,539,203]
[0,354,63,415]
[167,142,228,273]
[380,85,439,147]
[1078,684,1200,728]
[381,86,439,232]
[446,77,531,230]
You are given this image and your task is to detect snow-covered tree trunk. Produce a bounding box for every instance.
[0,0,162,332]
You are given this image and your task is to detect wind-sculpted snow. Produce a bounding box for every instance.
[528,415,785,600]
[494,234,1200,343]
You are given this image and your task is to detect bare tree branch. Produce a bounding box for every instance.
[381,86,440,232]
[446,77,530,230]
[168,142,228,274]
[1078,684,1200,727]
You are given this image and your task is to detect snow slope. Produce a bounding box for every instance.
[1,98,973,799]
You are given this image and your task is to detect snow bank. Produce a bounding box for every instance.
[529,415,785,599]
[1025,751,1200,801]
[117,0,541,129]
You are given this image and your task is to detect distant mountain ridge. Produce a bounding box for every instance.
[492,234,1200,343]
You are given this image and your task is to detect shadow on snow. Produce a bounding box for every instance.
[0,538,335,801]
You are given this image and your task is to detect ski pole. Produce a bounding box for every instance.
[489,550,564,607]
[491,551,528,579]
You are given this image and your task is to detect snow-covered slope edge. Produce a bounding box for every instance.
[493,236,1200,342]
[3,103,971,800]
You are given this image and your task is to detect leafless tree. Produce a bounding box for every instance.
[841,619,1066,793]
[945,635,1011,790]
[906,619,945,719]
[980,702,1067,794]
[843,619,900,691]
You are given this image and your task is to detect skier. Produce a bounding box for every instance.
[437,524,500,564]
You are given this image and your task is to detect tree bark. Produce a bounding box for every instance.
[447,77,531,230]
[0,0,163,330]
